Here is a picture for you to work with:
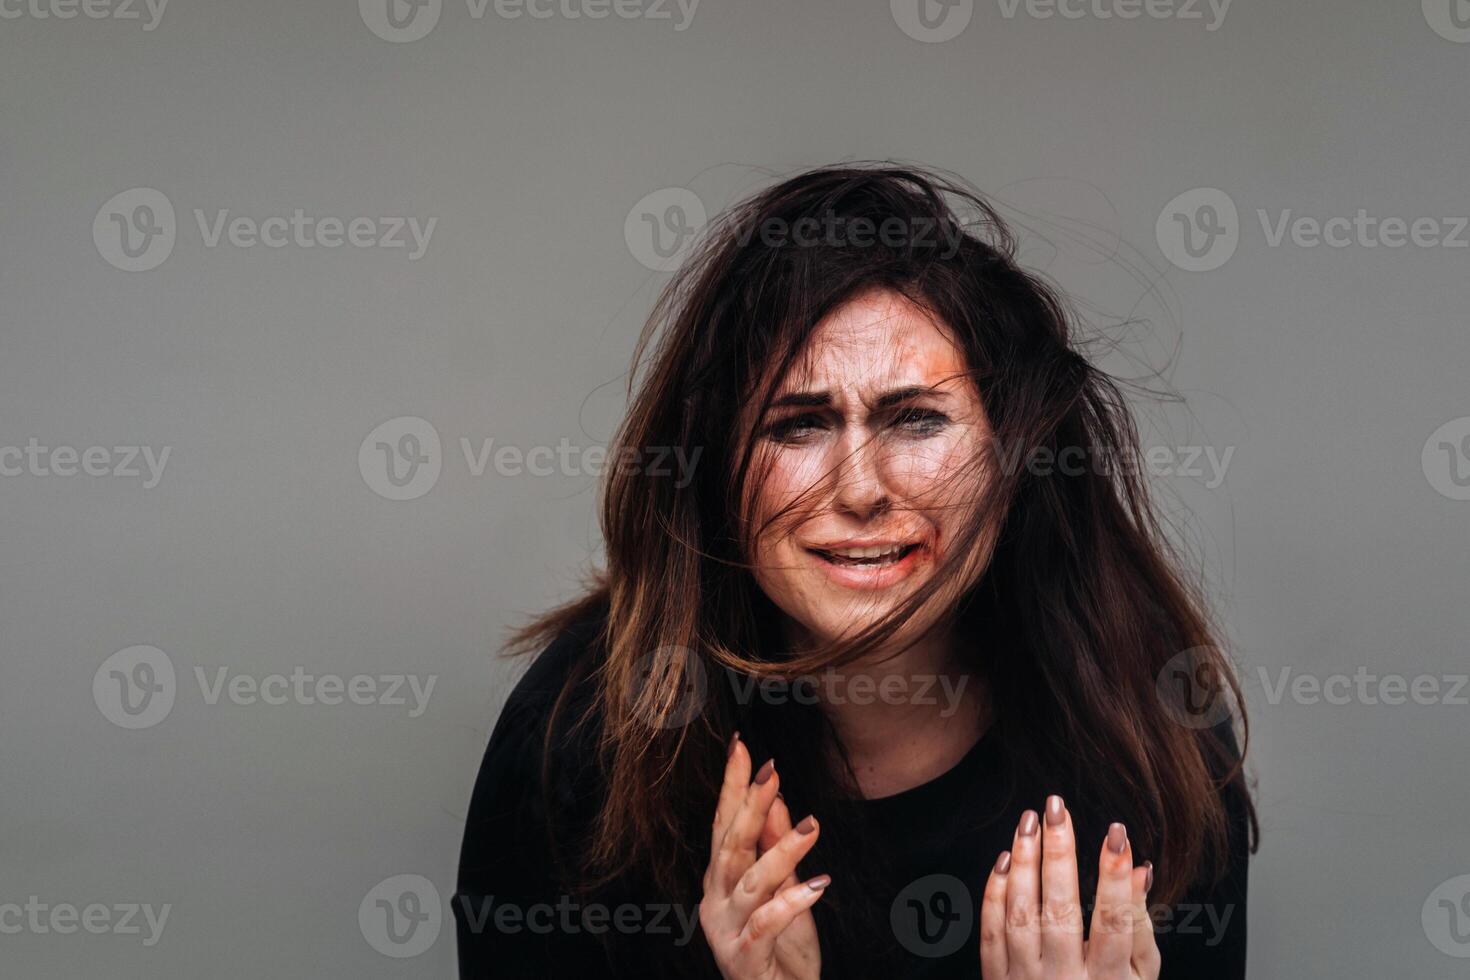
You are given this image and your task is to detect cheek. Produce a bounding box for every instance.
[881,434,985,511]
[750,448,831,537]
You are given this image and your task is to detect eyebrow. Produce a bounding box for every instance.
[768,385,952,411]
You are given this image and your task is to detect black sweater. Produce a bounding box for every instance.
[454,619,1250,978]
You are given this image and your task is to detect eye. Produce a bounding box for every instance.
[764,413,828,443]
[891,407,950,437]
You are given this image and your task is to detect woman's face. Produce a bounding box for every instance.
[743,288,993,649]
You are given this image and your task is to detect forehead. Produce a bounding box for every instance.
[780,289,965,392]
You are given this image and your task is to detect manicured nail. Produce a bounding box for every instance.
[1107,822,1127,854]
[727,731,740,757]
[994,851,1012,875]
[806,874,831,891]
[1144,860,1154,893]
[1045,795,1065,826]
[796,815,817,834]
[754,759,775,784]
[1018,810,1039,837]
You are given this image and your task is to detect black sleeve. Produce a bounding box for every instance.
[1156,723,1251,980]
[453,632,611,978]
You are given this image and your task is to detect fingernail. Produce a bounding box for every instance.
[994,850,1012,875]
[796,815,817,835]
[754,759,775,785]
[806,874,831,891]
[1144,860,1154,894]
[1045,795,1065,827]
[1107,823,1127,854]
[727,731,740,757]
[1018,810,1039,837]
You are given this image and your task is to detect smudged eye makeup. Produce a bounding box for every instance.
[888,406,951,437]
[761,404,952,444]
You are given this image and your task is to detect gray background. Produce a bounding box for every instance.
[3,0,1469,975]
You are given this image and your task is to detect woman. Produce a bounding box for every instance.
[454,164,1256,979]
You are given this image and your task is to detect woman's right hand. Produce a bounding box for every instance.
[699,734,829,980]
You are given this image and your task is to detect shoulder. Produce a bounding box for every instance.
[474,609,609,799]
[499,611,607,726]
[456,611,610,888]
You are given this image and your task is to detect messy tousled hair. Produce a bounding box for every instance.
[508,162,1256,971]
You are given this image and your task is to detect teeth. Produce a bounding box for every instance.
[828,544,905,559]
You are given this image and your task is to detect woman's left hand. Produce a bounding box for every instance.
[980,796,1160,980]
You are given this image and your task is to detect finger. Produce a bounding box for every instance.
[1040,795,1084,973]
[979,850,1011,979]
[709,732,750,859]
[758,793,794,855]
[1085,822,1135,975]
[1131,862,1161,979]
[730,814,821,921]
[1004,808,1041,966]
[714,757,781,893]
[739,875,831,966]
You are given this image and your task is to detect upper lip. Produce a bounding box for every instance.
[806,538,920,551]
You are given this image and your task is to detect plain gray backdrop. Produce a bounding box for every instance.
[2,0,1468,975]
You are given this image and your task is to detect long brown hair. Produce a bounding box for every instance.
[510,163,1256,940]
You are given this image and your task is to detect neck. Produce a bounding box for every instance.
[788,617,990,799]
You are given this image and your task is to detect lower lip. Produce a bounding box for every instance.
[806,545,926,591]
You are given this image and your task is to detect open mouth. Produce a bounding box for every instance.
[807,543,920,567]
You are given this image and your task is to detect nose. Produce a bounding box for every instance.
[831,430,890,521]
